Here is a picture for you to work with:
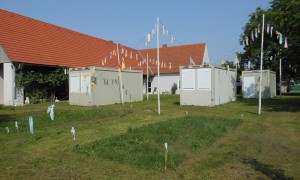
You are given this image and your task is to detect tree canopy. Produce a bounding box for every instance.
[238,0,300,82]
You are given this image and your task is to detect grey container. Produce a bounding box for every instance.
[180,65,236,106]
[69,67,143,106]
[242,70,276,99]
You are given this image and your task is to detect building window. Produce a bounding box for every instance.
[148,82,151,93]
[70,76,80,93]
[182,69,195,90]
[197,68,211,90]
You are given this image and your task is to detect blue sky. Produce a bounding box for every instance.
[0,0,270,65]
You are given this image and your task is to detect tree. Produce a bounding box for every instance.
[15,63,68,103]
[238,0,300,82]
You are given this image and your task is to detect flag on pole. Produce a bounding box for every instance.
[147,32,151,42]
[276,31,280,39]
[170,36,174,44]
[246,36,249,45]
[122,61,126,69]
[162,25,166,36]
[279,33,283,44]
[255,28,258,38]
[118,67,121,76]
[284,37,288,48]
[234,55,239,67]
[190,56,195,65]
[270,27,273,37]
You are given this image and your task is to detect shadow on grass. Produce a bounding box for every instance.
[238,96,300,112]
[0,114,17,123]
[173,101,180,106]
[242,158,293,180]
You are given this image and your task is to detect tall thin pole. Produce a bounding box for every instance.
[117,43,124,105]
[147,54,149,101]
[280,57,282,96]
[258,14,265,115]
[157,17,161,115]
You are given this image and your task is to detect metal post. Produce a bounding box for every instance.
[157,17,161,115]
[280,57,282,96]
[117,43,124,105]
[258,14,265,115]
[147,54,149,101]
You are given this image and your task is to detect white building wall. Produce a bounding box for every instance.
[3,63,15,105]
[149,73,180,94]
[0,47,15,105]
[0,64,3,104]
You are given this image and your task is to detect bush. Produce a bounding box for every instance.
[171,83,178,94]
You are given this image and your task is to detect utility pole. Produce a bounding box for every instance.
[157,17,161,115]
[258,14,265,115]
[117,43,124,105]
[147,54,149,101]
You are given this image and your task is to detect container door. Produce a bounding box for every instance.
[243,76,255,98]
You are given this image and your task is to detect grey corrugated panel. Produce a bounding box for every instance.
[180,65,236,106]
[69,67,143,106]
[242,70,276,99]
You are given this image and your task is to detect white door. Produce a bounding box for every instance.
[243,76,255,98]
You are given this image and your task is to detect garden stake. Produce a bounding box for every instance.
[164,142,168,172]
[15,121,20,144]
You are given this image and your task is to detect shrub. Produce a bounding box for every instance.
[171,83,178,94]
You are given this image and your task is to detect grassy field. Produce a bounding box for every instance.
[0,95,299,179]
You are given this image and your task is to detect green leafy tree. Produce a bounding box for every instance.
[238,0,300,83]
[15,64,68,103]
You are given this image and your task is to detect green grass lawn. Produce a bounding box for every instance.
[0,95,300,179]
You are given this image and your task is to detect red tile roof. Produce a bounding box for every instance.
[0,9,143,70]
[0,9,207,75]
[140,43,207,74]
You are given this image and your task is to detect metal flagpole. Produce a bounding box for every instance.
[258,14,265,115]
[117,43,124,105]
[157,17,161,115]
[147,54,149,101]
[280,56,282,96]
